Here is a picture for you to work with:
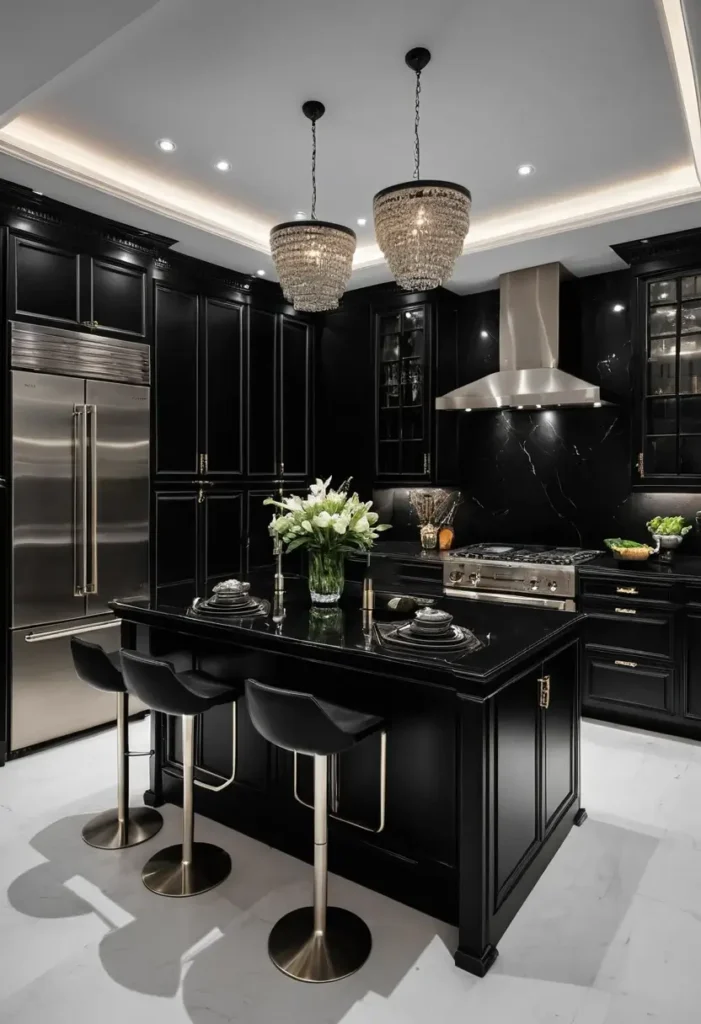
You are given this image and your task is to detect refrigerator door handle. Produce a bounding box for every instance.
[24,618,121,643]
[86,404,98,595]
[74,404,88,596]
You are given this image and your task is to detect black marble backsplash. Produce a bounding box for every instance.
[375,269,701,556]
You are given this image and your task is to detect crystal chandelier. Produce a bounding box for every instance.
[270,101,356,312]
[373,48,471,291]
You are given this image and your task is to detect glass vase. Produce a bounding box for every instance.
[308,549,345,605]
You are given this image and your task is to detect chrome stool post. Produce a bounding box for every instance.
[71,637,163,851]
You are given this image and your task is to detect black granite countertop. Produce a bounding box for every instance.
[350,540,449,565]
[112,573,583,694]
[579,554,701,583]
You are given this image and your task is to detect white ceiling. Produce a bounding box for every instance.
[0,0,700,293]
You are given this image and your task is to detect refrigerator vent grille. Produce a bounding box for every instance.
[10,323,150,385]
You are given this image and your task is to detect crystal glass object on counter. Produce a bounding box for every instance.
[420,522,438,550]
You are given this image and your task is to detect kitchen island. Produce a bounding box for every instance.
[113,574,585,976]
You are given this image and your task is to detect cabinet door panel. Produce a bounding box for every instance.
[280,316,310,477]
[12,237,80,325]
[204,299,244,476]
[583,603,674,660]
[89,257,146,337]
[246,488,306,575]
[154,286,199,476]
[154,490,198,605]
[204,491,243,592]
[493,668,540,899]
[683,611,701,721]
[542,644,578,833]
[584,652,674,714]
[247,309,277,476]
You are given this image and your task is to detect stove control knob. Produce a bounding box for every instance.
[448,570,464,584]
[468,573,480,585]
[548,580,558,592]
[529,578,539,591]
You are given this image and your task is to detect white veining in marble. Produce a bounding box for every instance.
[1,717,701,1022]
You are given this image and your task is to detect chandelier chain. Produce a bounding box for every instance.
[311,119,317,219]
[413,70,421,180]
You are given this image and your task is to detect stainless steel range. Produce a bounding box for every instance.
[443,543,601,611]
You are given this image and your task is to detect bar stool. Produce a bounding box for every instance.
[70,636,164,851]
[120,649,242,898]
[245,677,384,983]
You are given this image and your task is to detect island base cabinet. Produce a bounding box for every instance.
[456,639,581,975]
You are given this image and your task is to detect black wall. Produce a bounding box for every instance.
[355,269,701,553]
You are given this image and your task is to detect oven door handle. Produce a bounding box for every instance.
[443,587,573,611]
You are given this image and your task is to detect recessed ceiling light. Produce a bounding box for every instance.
[517,405,524,410]
[535,404,542,409]
[593,401,602,408]
[517,163,535,176]
[214,160,230,172]
[357,217,367,226]
[256,269,266,277]
[156,138,176,152]
[613,303,625,313]
[294,211,306,220]
[480,330,489,338]
[640,238,649,243]
[32,189,43,195]
[465,408,472,413]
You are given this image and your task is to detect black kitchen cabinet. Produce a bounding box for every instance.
[490,641,579,911]
[375,303,432,480]
[246,487,307,575]
[613,230,701,489]
[246,310,312,479]
[9,233,148,338]
[152,487,243,605]
[683,598,701,725]
[584,652,675,718]
[154,284,245,480]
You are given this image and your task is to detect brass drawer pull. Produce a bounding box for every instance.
[616,586,638,595]
[538,674,551,709]
[614,659,638,668]
[615,607,637,615]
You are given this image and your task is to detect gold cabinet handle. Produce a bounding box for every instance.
[615,659,638,668]
[538,674,551,709]
[637,451,644,477]
[616,586,638,595]
[615,607,637,615]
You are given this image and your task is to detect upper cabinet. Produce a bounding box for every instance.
[9,233,148,339]
[154,284,244,479]
[247,309,312,480]
[614,230,701,490]
[375,302,432,480]
[155,278,313,483]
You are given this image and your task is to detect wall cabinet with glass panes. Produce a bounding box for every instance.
[374,303,432,480]
[641,269,701,484]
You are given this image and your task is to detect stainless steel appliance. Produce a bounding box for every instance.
[443,543,600,611]
[9,322,150,753]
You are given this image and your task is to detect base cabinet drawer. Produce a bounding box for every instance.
[584,652,675,716]
[582,603,674,660]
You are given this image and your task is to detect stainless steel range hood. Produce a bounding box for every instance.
[436,262,604,411]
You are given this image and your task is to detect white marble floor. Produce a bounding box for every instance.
[1,718,700,1023]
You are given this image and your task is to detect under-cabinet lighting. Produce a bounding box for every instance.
[480,330,489,338]
[156,138,176,152]
[256,269,266,277]
[613,303,625,313]
[215,160,231,172]
[593,401,602,408]
[517,163,535,176]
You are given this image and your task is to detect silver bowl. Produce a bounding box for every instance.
[651,534,684,562]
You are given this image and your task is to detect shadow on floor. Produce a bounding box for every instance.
[493,816,659,988]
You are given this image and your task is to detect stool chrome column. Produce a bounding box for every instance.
[246,677,385,983]
[121,650,241,898]
[71,637,163,850]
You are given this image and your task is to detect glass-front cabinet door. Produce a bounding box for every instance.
[375,304,431,479]
[642,270,701,482]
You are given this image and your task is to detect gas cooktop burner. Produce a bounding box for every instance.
[451,544,600,566]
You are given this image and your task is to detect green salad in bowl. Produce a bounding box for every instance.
[646,516,692,537]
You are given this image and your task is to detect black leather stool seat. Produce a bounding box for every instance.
[245,678,384,757]
[71,637,125,693]
[121,651,242,716]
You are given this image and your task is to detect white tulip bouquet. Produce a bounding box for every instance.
[265,477,390,602]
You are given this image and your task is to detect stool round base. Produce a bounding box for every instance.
[268,906,372,983]
[141,843,231,897]
[82,806,163,850]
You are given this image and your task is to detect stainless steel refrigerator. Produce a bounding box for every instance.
[10,322,150,753]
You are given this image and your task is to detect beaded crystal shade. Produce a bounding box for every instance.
[373,180,471,291]
[270,99,356,312]
[374,47,471,292]
[270,219,356,312]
